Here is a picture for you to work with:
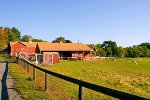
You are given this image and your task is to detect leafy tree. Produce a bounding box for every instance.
[116,46,125,57]
[4,27,20,42]
[66,40,72,43]
[135,46,150,57]
[95,44,106,56]
[139,42,150,49]
[21,35,32,42]
[21,35,45,42]
[102,40,117,57]
[0,27,8,50]
[125,45,150,58]
[52,37,72,43]
[12,27,21,39]
[106,47,112,57]
[126,47,135,57]
[32,39,45,42]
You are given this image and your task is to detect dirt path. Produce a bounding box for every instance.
[0,61,23,100]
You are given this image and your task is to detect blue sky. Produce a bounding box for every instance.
[1,0,150,47]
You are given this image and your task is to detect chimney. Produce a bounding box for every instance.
[29,37,32,43]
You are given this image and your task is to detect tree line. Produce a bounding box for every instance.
[95,41,150,58]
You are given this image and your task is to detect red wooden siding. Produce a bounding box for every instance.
[43,52,59,64]
[11,42,36,55]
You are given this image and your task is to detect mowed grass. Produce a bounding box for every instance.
[41,58,150,99]
[9,58,150,99]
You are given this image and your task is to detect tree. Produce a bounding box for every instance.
[95,44,106,56]
[4,27,20,42]
[32,39,45,42]
[0,28,8,50]
[66,40,72,43]
[12,27,21,39]
[21,35,32,42]
[125,47,134,57]
[21,35,45,42]
[139,42,150,49]
[116,46,125,57]
[52,37,72,43]
[102,40,117,57]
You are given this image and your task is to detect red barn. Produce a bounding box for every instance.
[10,41,95,64]
[35,42,94,60]
[10,42,45,55]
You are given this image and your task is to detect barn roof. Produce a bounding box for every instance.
[37,42,92,51]
[10,42,92,51]
[10,42,47,47]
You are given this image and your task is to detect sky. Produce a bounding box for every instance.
[0,0,150,47]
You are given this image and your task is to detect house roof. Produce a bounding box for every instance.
[10,41,92,52]
[10,42,18,46]
[22,42,40,47]
[87,44,95,49]
[10,42,47,47]
[37,42,92,51]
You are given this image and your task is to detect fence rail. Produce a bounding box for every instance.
[16,56,148,100]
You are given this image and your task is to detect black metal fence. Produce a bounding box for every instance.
[16,57,148,100]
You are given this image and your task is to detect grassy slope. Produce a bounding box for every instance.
[42,58,150,99]
[9,63,51,100]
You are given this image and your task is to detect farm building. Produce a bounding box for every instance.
[10,41,46,56]
[10,41,95,64]
[35,42,94,60]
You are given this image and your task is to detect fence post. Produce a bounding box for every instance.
[45,73,48,91]
[27,63,29,72]
[33,67,36,81]
[79,83,84,100]
[24,61,26,69]
[21,60,23,67]
[23,61,25,69]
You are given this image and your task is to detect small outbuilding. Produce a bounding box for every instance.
[42,52,59,64]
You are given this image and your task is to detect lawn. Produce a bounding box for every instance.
[9,58,150,99]
[42,58,150,99]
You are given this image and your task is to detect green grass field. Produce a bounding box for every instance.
[9,58,150,99]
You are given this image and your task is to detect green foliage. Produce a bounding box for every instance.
[96,41,150,58]
[139,42,150,49]
[65,39,72,43]
[21,35,45,42]
[4,27,20,42]
[12,27,21,39]
[102,40,117,57]
[52,37,72,43]
[20,35,32,42]
[32,39,45,42]
[125,45,150,58]
[0,27,9,50]
[95,44,106,56]
[116,46,125,57]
